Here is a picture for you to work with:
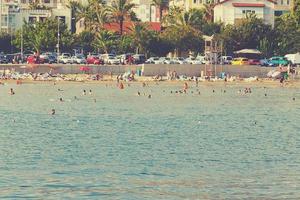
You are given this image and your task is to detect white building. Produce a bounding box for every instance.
[131,0,159,22]
[0,0,71,33]
[214,0,276,27]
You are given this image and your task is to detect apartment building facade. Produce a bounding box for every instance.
[0,0,71,33]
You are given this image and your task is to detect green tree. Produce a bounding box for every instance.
[292,0,300,24]
[219,15,275,56]
[74,31,95,53]
[163,7,204,55]
[94,30,117,53]
[108,0,135,35]
[13,19,73,54]
[274,14,300,55]
[116,35,134,54]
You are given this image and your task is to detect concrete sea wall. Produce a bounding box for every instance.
[0,64,280,78]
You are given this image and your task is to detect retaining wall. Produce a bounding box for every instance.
[0,63,281,78]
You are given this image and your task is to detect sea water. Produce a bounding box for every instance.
[0,82,300,199]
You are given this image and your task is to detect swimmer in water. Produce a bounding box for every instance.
[83,90,87,95]
[59,98,64,102]
[10,88,15,95]
[183,82,188,92]
[142,82,146,87]
[137,91,141,96]
[94,98,97,103]
[74,96,78,100]
[51,109,55,115]
[89,89,92,95]
[148,94,152,99]
[58,89,63,91]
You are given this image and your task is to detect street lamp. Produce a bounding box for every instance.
[57,16,61,64]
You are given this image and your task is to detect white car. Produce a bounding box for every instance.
[163,57,175,64]
[107,56,120,65]
[173,57,187,64]
[221,56,233,64]
[58,53,72,64]
[185,57,203,64]
[146,57,161,64]
[72,54,86,64]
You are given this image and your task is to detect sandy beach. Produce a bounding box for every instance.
[1,74,300,88]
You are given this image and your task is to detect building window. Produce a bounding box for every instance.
[44,0,50,3]
[274,10,283,16]
[194,0,196,3]
[243,10,255,14]
[21,0,26,3]
[29,17,37,23]
[287,0,289,4]
[281,0,283,4]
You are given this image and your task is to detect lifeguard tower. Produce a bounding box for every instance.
[203,35,222,77]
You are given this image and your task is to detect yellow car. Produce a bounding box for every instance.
[231,57,249,65]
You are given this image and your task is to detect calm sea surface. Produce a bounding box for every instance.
[0,82,300,199]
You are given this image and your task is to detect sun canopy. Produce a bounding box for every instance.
[234,49,262,54]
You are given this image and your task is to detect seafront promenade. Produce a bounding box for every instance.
[0,63,287,78]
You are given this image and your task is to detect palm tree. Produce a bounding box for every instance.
[67,0,94,31]
[108,0,135,35]
[89,0,109,29]
[164,7,202,32]
[94,30,116,53]
[152,0,168,22]
[163,8,203,56]
[130,22,148,53]
[203,3,215,23]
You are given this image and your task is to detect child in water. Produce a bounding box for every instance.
[10,88,15,95]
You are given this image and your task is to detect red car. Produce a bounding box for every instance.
[87,56,103,65]
[26,55,44,64]
[248,59,260,65]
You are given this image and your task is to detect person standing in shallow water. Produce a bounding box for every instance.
[10,88,15,95]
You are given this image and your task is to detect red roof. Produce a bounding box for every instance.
[232,3,265,7]
[103,22,161,34]
[216,0,276,5]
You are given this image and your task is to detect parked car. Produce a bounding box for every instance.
[119,53,133,64]
[285,53,300,65]
[133,54,146,64]
[260,59,270,66]
[162,57,172,64]
[268,56,289,66]
[231,57,249,65]
[101,53,116,64]
[107,56,120,65]
[58,53,73,64]
[27,55,45,64]
[72,54,87,64]
[248,59,261,65]
[221,56,233,64]
[0,54,8,63]
[145,57,161,64]
[159,57,169,64]
[87,55,103,65]
[48,55,57,64]
[173,57,188,64]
